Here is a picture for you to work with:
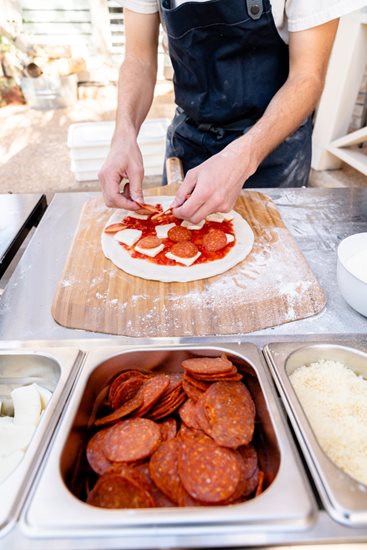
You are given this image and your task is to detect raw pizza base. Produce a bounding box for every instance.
[101,196,254,282]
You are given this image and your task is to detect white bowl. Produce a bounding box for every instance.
[337,232,367,317]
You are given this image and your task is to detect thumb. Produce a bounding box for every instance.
[127,166,144,204]
[170,169,197,208]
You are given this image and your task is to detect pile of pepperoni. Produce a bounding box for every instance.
[85,355,264,509]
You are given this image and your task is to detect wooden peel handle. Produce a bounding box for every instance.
[166,157,184,186]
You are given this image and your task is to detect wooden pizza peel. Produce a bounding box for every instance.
[51,158,326,337]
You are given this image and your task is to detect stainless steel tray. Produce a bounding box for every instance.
[0,347,83,537]
[263,340,367,527]
[21,343,315,538]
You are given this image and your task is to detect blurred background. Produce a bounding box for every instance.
[0,0,366,200]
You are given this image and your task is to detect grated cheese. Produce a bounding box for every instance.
[290,359,367,486]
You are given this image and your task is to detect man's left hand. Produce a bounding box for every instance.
[172,142,257,224]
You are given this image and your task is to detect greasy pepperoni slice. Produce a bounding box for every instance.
[159,417,177,441]
[181,354,235,376]
[202,228,228,252]
[197,381,255,448]
[108,370,148,409]
[183,374,210,391]
[148,388,186,420]
[243,466,260,498]
[104,222,126,234]
[170,241,199,258]
[137,235,162,249]
[178,433,241,503]
[224,447,258,502]
[87,471,155,509]
[109,375,145,410]
[187,368,239,381]
[135,462,176,507]
[149,438,182,504]
[167,225,192,242]
[238,444,258,480]
[86,429,113,475]
[95,391,143,427]
[255,470,265,497]
[135,207,154,215]
[104,418,161,463]
[182,379,204,402]
[134,374,171,416]
[177,485,204,507]
[179,399,201,430]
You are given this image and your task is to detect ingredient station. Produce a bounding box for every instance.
[0,187,366,550]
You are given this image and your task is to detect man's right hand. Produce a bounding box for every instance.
[98,137,145,210]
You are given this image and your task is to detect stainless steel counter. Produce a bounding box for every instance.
[0,193,47,279]
[1,189,367,549]
[0,188,366,342]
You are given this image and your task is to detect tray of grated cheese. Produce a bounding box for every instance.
[263,341,367,527]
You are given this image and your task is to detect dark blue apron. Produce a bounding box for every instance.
[160,0,312,187]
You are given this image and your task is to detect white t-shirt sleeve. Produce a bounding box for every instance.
[113,0,159,14]
[286,0,367,32]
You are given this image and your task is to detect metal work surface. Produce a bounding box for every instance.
[0,193,47,278]
[0,188,366,341]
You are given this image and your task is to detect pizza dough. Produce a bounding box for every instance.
[101,196,254,282]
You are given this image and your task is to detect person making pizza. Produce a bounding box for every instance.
[99,0,366,224]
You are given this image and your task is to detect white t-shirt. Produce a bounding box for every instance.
[113,0,367,42]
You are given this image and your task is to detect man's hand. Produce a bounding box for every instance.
[172,138,258,224]
[98,134,144,210]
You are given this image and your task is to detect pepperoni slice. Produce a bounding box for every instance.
[242,466,260,498]
[170,241,199,258]
[183,373,210,391]
[149,438,182,504]
[167,225,192,242]
[87,471,155,509]
[137,235,162,249]
[238,444,258,480]
[104,222,126,234]
[109,375,145,410]
[108,370,148,409]
[148,388,186,420]
[181,355,235,376]
[187,368,239,381]
[135,207,154,215]
[182,379,204,402]
[178,433,241,503]
[179,399,201,430]
[159,418,177,441]
[225,446,258,502]
[135,463,176,507]
[95,391,143,426]
[255,470,265,496]
[197,381,255,448]
[104,418,161,463]
[202,228,228,252]
[86,429,113,475]
[134,374,171,416]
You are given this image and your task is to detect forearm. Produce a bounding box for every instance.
[113,52,157,143]
[228,72,324,173]
[224,19,339,178]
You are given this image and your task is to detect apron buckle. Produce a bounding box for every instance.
[246,0,263,20]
